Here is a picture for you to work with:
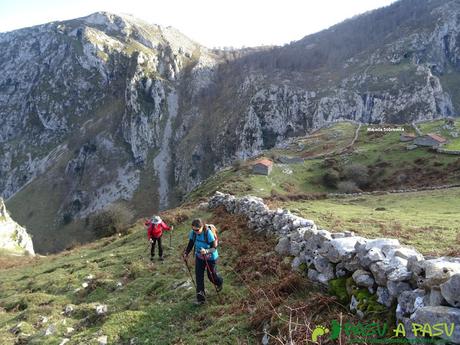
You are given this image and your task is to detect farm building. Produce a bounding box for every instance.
[414,133,447,147]
[399,133,416,142]
[251,159,274,175]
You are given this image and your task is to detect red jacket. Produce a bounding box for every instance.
[145,220,171,239]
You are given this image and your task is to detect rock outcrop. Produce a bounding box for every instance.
[2,1,460,252]
[0,198,34,255]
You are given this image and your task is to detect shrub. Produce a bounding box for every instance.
[90,203,134,238]
[62,212,73,225]
[322,158,338,169]
[342,163,369,188]
[322,169,340,188]
[337,181,360,193]
[232,159,243,171]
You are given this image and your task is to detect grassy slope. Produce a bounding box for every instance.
[1,205,364,345]
[187,121,460,255]
[2,120,459,343]
[418,118,460,151]
[274,188,460,256]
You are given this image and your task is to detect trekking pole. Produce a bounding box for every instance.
[183,256,196,288]
[203,254,223,303]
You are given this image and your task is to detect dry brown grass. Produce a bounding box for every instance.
[207,206,357,344]
[0,255,41,270]
[266,190,328,203]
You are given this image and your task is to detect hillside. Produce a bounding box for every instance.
[1,164,459,343]
[0,205,363,345]
[3,0,460,253]
[188,119,460,256]
[1,118,460,343]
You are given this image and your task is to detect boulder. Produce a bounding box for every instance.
[313,256,334,279]
[440,274,460,307]
[396,289,425,317]
[410,306,460,344]
[97,335,108,345]
[358,247,385,268]
[291,257,303,271]
[387,281,412,298]
[412,258,460,289]
[387,267,412,282]
[369,260,397,286]
[307,269,320,282]
[352,270,375,288]
[356,238,400,253]
[289,240,303,256]
[376,287,393,307]
[274,237,290,255]
[385,246,424,262]
[95,304,108,315]
[45,324,56,336]
[321,236,366,263]
[426,287,446,307]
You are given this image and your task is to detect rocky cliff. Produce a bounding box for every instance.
[0,198,34,255]
[2,0,460,252]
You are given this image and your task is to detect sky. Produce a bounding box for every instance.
[0,0,398,48]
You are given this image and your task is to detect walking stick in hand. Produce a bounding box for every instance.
[183,254,196,288]
[204,254,223,303]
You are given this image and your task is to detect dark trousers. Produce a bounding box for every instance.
[195,256,223,301]
[150,237,163,258]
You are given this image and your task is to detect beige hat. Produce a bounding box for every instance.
[151,216,162,224]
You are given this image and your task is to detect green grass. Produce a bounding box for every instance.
[2,206,345,344]
[188,122,460,201]
[270,122,358,158]
[418,118,460,151]
[279,187,460,255]
[186,120,460,256]
[5,118,460,343]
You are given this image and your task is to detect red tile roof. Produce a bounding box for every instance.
[253,159,273,167]
[427,133,447,143]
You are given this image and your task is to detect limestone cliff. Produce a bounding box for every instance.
[1,0,460,252]
[0,198,35,255]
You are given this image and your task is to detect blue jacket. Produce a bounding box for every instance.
[188,228,218,261]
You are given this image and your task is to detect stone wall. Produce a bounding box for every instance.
[437,148,460,155]
[328,184,460,198]
[208,192,460,344]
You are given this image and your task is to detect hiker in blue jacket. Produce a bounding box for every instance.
[182,218,223,304]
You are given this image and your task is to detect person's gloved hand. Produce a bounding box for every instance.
[149,238,153,243]
[182,252,188,260]
[200,248,208,255]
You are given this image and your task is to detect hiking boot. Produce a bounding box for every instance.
[159,257,164,261]
[216,284,223,292]
[194,300,205,305]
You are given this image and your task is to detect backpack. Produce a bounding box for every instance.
[192,224,219,248]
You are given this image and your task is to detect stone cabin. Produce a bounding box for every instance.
[413,133,448,148]
[399,133,416,142]
[252,159,274,176]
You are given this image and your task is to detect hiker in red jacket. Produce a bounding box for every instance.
[144,216,172,261]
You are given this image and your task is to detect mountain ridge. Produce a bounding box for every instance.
[2,1,460,252]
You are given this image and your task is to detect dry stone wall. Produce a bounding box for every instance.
[208,192,460,344]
